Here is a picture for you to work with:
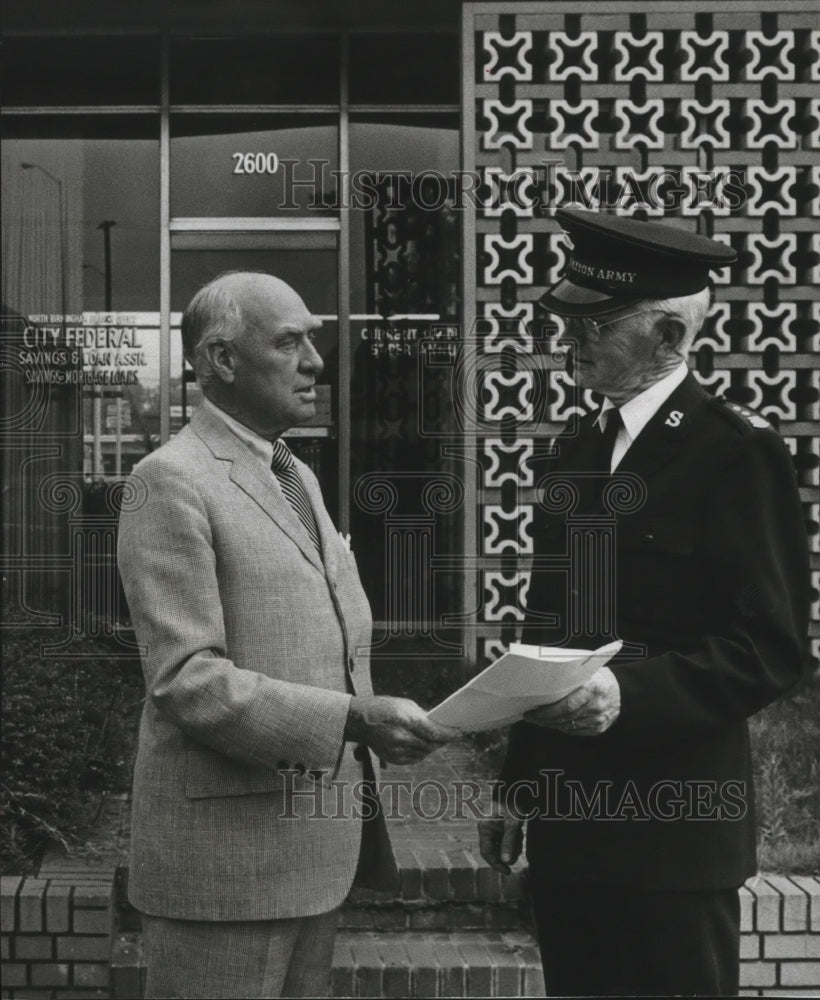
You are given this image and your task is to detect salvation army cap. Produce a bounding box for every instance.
[541,208,738,317]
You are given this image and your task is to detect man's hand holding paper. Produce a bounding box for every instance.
[523,665,621,736]
[427,640,622,732]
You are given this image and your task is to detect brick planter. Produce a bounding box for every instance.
[1,874,114,999]
[3,871,820,999]
[738,875,820,996]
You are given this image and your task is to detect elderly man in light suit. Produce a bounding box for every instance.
[118,271,454,999]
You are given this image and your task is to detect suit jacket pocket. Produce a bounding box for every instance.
[617,517,705,626]
[184,746,284,799]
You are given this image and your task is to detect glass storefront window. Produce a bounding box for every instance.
[347,115,462,625]
[170,115,339,216]
[349,115,460,319]
[348,34,459,105]
[1,37,160,106]
[170,37,339,105]
[1,117,161,479]
[3,29,464,637]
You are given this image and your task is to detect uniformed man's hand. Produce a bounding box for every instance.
[523,666,621,735]
[345,696,457,765]
[478,804,524,874]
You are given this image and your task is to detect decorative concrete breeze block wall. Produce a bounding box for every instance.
[462,1,819,670]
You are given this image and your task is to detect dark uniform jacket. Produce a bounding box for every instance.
[500,373,810,891]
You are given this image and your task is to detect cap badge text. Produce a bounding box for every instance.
[567,259,638,284]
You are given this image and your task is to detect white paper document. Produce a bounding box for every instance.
[428,640,623,732]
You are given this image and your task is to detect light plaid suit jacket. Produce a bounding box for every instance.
[118,406,394,921]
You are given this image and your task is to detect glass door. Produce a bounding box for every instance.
[169,225,342,522]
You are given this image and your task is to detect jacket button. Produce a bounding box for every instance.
[295,763,306,776]
[353,744,367,762]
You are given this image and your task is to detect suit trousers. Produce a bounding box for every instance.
[529,879,740,997]
[142,908,339,999]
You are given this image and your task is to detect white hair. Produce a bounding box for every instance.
[640,287,711,352]
[180,275,246,392]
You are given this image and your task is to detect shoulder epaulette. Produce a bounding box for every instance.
[709,395,775,433]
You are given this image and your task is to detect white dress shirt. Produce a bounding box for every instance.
[596,362,689,471]
[201,396,275,469]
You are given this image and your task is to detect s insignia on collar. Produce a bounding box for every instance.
[665,410,684,428]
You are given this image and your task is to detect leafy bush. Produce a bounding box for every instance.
[752,668,820,874]
[1,627,143,874]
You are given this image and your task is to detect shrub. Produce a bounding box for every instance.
[752,668,820,874]
[1,627,143,874]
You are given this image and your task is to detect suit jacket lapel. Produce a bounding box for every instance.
[191,408,325,572]
[552,412,600,473]
[616,372,707,481]
[551,375,708,515]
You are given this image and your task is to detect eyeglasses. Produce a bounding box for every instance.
[564,308,676,337]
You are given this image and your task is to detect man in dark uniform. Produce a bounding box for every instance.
[478,209,810,996]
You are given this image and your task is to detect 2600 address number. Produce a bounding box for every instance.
[232,152,280,175]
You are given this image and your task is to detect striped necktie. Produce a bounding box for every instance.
[269,439,321,553]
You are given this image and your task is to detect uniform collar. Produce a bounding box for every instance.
[596,362,689,442]
[201,396,275,469]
